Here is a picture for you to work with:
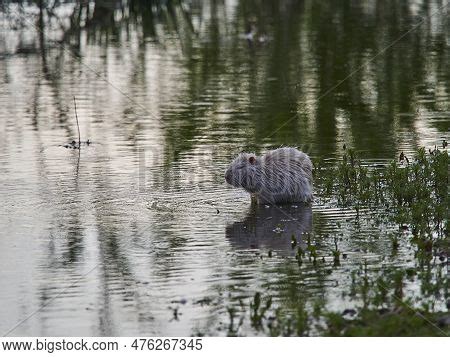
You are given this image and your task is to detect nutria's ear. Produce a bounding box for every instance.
[249,156,256,165]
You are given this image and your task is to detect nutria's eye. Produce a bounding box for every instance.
[249,156,256,165]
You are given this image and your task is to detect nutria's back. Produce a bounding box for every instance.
[225,147,313,204]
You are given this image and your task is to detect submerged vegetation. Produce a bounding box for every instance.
[209,146,449,337]
[219,265,449,337]
[319,146,448,242]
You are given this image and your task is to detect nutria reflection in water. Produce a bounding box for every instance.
[226,204,312,255]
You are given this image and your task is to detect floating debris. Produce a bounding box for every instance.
[60,139,92,150]
[170,298,187,305]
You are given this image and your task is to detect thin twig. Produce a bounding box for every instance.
[73,96,81,149]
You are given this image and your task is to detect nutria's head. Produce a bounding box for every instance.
[225,152,261,193]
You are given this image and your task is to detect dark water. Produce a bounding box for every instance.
[0,0,448,336]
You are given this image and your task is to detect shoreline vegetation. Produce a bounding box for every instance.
[207,146,449,337]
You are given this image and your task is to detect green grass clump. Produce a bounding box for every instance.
[317,147,448,254]
[324,308,449,337]
[220,264,448,336]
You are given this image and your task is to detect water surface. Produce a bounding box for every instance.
[0,0,448,336]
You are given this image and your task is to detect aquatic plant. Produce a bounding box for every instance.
[216,147,448,336]
[318,146,448,256]
[220,263,448,336]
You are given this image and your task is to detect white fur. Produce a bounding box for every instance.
[225,147,313,204]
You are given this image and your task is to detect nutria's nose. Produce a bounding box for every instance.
[225,169,232,184]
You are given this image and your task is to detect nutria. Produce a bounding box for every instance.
[225,147,313,204]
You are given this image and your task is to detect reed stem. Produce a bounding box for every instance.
[73,96,81,148]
